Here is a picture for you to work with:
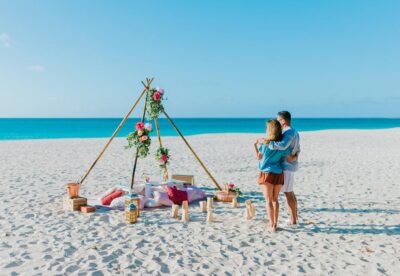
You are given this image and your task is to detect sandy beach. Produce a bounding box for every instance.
[1,129,400,275]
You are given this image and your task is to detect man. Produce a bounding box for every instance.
[269,111,300,226]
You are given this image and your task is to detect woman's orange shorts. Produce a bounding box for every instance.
[258,172,284,185]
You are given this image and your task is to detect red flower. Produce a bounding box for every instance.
[161,154,168,162]
[228,183,235,189]
[136,122,144,130]
[153,92,161,101]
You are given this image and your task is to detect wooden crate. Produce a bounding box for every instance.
[63,196,87,211]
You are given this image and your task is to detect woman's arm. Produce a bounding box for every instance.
[287,152,298,162]
[254,141,263,160]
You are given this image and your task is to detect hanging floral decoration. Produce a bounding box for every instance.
[146,87,165,119]
[155,147,170,170]
[126,122,153,158]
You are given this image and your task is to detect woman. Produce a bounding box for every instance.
[254,119,290,232]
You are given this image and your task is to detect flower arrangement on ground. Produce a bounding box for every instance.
[215,182,243,202]
[146,87,165,119]
[227,183,243,197]
[126,122,153,158]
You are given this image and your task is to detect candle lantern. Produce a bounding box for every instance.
[125,193,141,217]
[125,204,138,224]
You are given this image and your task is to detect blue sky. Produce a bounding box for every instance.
[1,0,399,118]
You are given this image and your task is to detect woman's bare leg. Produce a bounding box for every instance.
[260,184,269,219]
[272,184,283,230]
[266,183,275,229]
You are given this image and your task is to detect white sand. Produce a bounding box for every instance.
[1,129,400,275]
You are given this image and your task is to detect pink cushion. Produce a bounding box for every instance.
[99,187,116,202]
[186,186,206,202]
[101,190,124,205]
[154,186,206,206]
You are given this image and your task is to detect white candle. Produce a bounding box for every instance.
[207,197,213,209]
[200,201,207,212]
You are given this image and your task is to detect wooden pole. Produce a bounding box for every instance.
[162,110,222,190]
[153,117,169,180]
[78,78,154,185]
[130,78,152,189]
[154,117,163,147]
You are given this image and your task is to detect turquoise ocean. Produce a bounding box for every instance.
[0,118,399,140]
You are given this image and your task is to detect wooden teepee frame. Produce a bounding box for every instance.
[77,78,222,190]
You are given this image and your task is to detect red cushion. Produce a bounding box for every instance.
[167,186,188,205]
[101,190,124,205]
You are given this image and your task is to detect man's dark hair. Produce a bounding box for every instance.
[278,111,291,123]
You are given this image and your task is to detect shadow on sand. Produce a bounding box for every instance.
[287,223,400,235]
[94,189,400,235]
[302,207,400,214]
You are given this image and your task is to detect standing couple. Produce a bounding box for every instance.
[254,111,300,232]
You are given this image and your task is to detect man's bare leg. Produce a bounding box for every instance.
[293,193,298,223]
[285,192,297,224]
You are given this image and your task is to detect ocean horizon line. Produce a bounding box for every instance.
[0,115,400,119]
[1,118,400,140]
[1,117,399,119]
[2,128,400,141]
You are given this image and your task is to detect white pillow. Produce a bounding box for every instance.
[110,195,147,210]
[109,196,125,209]
[145,198,162,208]
[153,191,173,206]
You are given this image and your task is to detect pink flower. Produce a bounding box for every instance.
[159,159,166,165]
[156,87,164,94]
[153,92,161,101]
[145,176,150,182]
[144,123,152,132]
[139,135,148,141]
[228,183,235,189]
[137,130,143,136]
[136,122,144,130]
[161,154,168,162]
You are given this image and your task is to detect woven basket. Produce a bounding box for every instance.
[125,210,138,224]
[125,197,141,217]
[216,191,237,202]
